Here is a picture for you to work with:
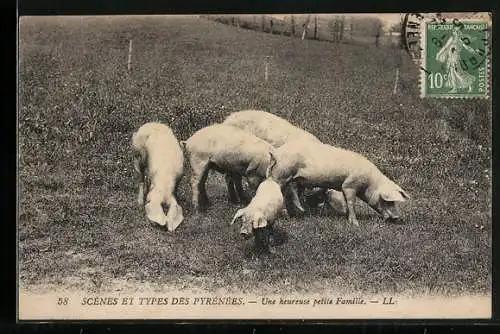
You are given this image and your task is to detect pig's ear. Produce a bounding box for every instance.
[145,202,168,226]
[230,209,244,225]
[399,189,410,200]
[246,160,259,174]
[166,203,184,232]
[380,188,409,202]
[254,216,268,229]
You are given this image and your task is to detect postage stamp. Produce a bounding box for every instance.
[18,13,492,321]
[420,18,490,98]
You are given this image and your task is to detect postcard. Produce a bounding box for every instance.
[18,12,492,320]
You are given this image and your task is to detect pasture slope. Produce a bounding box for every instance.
[19,16,491,296]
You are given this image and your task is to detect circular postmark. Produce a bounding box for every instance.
[402,12,491,66]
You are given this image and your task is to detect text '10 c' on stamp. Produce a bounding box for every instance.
[420,19,490,99]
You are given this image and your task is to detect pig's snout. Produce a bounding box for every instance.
[240,226,253,239]
[380,202,403,221]
[383,208,403,223]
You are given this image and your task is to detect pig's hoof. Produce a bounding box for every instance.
[349,218,360,227]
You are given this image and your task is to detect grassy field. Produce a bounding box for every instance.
[18,15,491,296]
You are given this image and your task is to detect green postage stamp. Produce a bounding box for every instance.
[421,19,490,98]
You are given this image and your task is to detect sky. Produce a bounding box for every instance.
[267,13,402,29]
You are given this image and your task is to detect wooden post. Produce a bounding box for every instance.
[264,56,272,82]
[127,39,133,71]
[291,15,296,36]
[261,15,265,31]
[301,16,311,40]
[393,46,402,94]
[392,68,400,95]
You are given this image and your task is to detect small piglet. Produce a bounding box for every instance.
[132,122,184,231]
[268,140,410,226]
[230,178,284,253]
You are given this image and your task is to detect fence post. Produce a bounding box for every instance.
[301,16,311,40]
[127,39,133,71]
[264,56,272,82]
[392,45,402,94]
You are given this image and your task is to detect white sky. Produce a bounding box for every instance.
[268,13,402,27]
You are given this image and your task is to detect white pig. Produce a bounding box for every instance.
[182,123,275,212]
[230,178,284,252]
[223,109,345,214]
[268,140,410,226]
[223,109,321,147]
[132,122,184,232]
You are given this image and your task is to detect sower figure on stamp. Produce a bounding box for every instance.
[435,26,478,93]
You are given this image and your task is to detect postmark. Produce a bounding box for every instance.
[419,17,490,98]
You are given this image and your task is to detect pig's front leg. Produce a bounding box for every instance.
[341,183,360,227]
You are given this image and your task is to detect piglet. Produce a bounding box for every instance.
[230,178,284,253]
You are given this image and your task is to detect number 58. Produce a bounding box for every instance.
[57,297,69,305]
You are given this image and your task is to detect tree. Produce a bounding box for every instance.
[313,16,318,40]
[374,20,382,47]
[328,17,342,43]
[339,16,345,41]
[348,16,384,40]
[301,15,311,40]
